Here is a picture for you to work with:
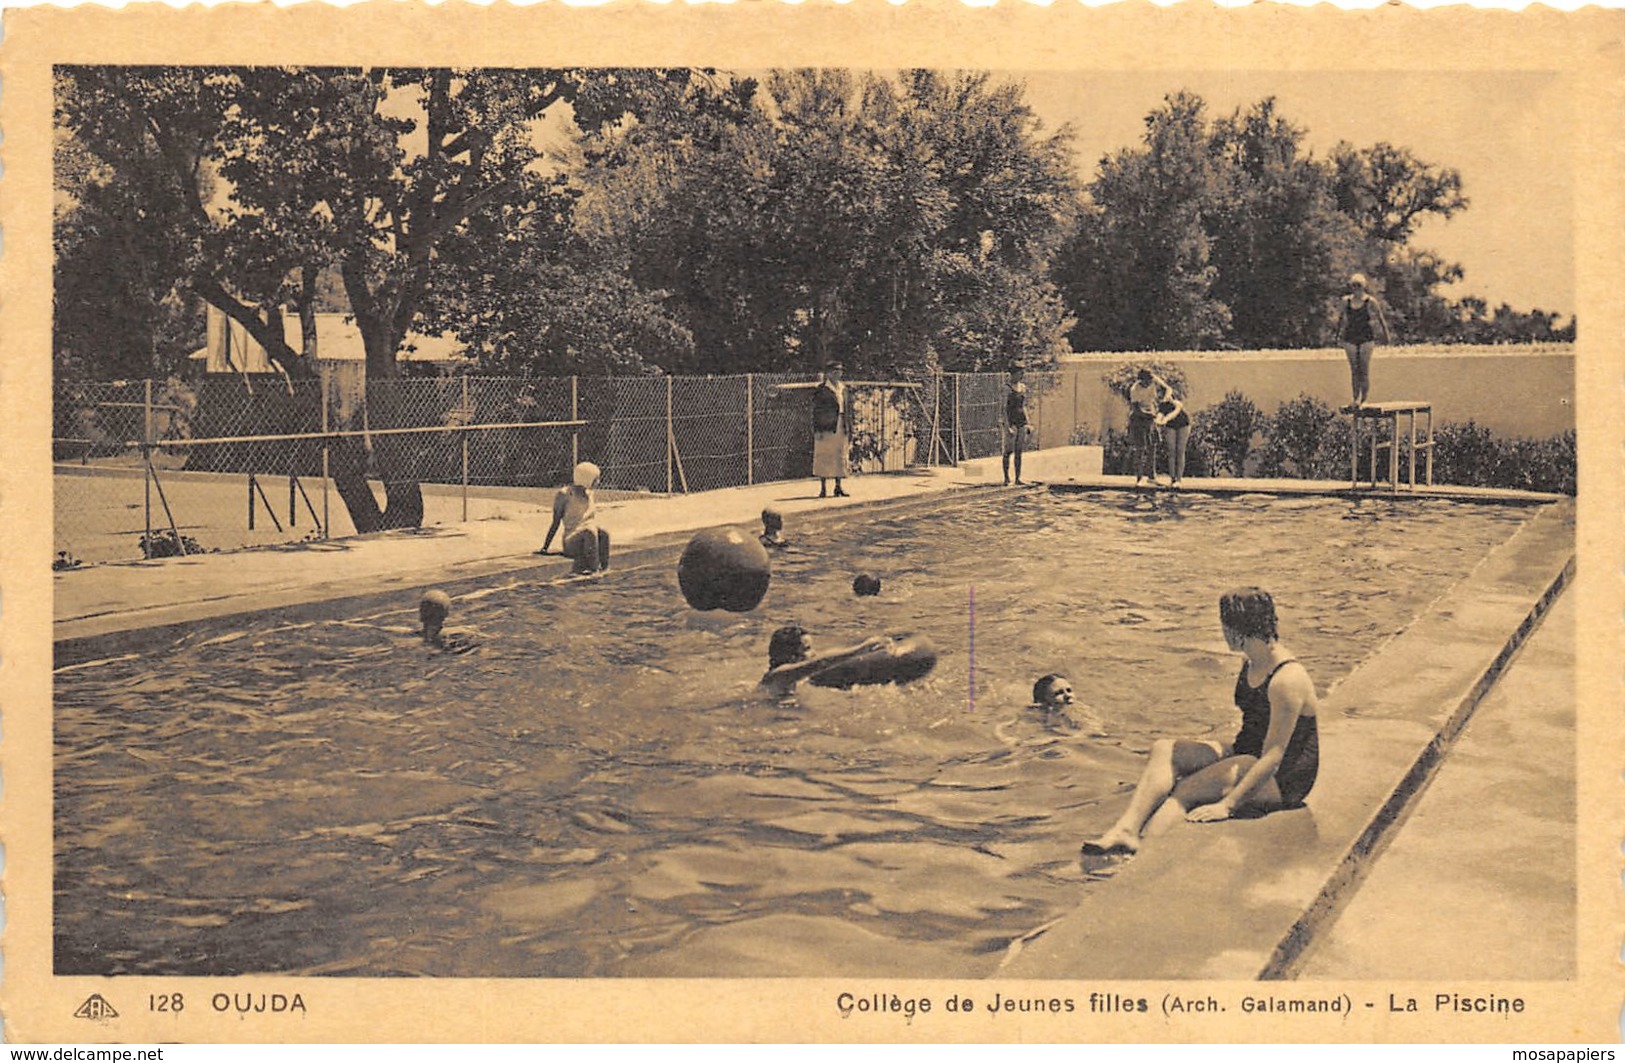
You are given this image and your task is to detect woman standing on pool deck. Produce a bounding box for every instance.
[1003,365,1029,486]
[809,361,850,498]
[1155,390,1191,487]
[1082,587,1319,855]
[1339,273,1393,407]
[772,361,851,497]
[1127,368,1167,488]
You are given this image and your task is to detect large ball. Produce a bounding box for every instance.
[678,528,772,612]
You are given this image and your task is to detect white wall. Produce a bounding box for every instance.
[1030,346,1574,446]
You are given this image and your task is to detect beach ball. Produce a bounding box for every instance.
[678,528,772,612]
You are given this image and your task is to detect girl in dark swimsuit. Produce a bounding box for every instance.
[1155,394,1192,487]
[1083,587,1319,854]
[1339,273,1392,407]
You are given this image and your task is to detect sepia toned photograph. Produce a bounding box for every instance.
[2,1,1617,1045]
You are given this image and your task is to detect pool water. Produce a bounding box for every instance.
[54,490,1537,977]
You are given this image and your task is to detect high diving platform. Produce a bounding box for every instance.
[1345,400,1434,492]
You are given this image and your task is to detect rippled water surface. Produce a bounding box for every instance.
[55,490,1536,977]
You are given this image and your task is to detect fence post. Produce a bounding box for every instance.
[143,379,153,550]
[1073,368,1080,441]
[952,373,962,462]
[666,375,674,495]
[571,375,579,470]
[746,373,754,485]
[320,376,330,540]
[461,375,470,523]
[933,372,942,466]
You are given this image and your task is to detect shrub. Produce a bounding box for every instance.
[139,529,204,559]
[1507,430,1576,495]
[1189,391,1265,477]
[1257,394,1351,481]
[1432,422,1575,495]
[1431,420,1506,488]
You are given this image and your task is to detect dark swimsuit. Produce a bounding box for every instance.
[1232,659,1319,807]
[1343,300,1375,344]
[1158,399,1190,430]
[1006,387,1028,428]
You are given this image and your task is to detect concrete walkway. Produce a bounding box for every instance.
[53,467,970,644]
[1297,582,1576,979]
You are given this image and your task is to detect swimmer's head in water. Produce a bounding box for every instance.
[420,589,452,640]
[572,461,602,489]
[1033,673,1074,709]
[852,574,881,597]
[1219,587,1278,647]
[761,507,783,532]
[768,625,811,668]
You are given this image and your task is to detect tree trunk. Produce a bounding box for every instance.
[335,259,427,532]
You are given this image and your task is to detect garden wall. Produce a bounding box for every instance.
[1034,345,1574,449]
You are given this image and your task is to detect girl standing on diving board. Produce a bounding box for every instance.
[1339,273,1393,408]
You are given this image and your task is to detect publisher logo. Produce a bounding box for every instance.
[73,993,119,1020]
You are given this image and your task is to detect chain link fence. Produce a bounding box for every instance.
[56,370,1064,565]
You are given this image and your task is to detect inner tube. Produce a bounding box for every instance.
[807,635,938,690]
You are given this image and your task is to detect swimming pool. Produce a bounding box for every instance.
[53,489,1539,977]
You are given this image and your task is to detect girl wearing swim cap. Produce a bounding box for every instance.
[1339,274,1393,407]
[539,461,611,574]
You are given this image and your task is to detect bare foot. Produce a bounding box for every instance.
[1080,828,1140,855]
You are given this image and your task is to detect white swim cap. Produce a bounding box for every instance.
[573,462,602,488]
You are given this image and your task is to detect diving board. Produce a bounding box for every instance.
[1346,401,1434,492]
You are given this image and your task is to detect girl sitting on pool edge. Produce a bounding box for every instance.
[538,461,611,575]
[759,625,938,696]
[1082,587,1319,855]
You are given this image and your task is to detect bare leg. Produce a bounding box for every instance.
[1002,447,1012,485]
[1355,343,1375,404]
[1172,425,1190,482]
[1145,755,1285,836]
[1084,739,1223,853]
[1014,435,1024,484]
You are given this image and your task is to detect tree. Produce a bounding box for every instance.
[1057,92,1229,351]
[574,68,1078,377]
[1330,140,1470,336]
[1205,99,1363,348]
[1331,141,1468,246]
[57,65,688,530]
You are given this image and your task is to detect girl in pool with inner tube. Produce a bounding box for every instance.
[758,625,937,697]
[1082,587,1319,855]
